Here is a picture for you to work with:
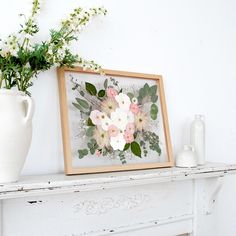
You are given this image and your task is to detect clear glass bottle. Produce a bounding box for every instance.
[190,115,205,165]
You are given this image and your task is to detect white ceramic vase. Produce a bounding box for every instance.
[0,89,34,183]
[176,145,197,168]
[190,114,205,165]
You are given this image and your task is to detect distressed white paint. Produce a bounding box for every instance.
[0,162,236,235]
[0,162,235,200]
[2,180,194,236]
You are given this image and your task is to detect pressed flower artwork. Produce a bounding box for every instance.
[58,67,173,174]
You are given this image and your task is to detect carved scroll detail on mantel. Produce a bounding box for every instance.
[74,194,150,215]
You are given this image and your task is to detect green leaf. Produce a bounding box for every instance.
[127,93,134,100]
[79,91,85,97]
[151,114,157,120]
[76,98,89,109]
[131,142,142,158]
[151,95,158,103]
[86,127,95,137]
[149,85,157,96]
[98,89,105,97]
[150,103,158,120]
[78,149,88,159]
[104,79,108,89]
[123,143,130,151]
[90,138,97,145]
[85,82,97,96]
[90,147,95,155]
[72,102,83,111]
[138,88,145,98]
[87,118,95,126]
[151,113,157,120]
[143,83,149,94]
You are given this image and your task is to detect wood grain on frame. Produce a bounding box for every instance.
[57,67,173,175]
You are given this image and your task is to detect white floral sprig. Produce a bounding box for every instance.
[0,0,107,94]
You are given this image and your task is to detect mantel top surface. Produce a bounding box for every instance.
[0,162,236,199]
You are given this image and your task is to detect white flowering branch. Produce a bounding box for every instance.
[0,0,107,94]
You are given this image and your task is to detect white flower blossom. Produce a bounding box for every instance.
[110,133,126,151]
[115,93,131,112]
[127,111,134,123]
[2,34,19,57]
[100,113,112,131]
[110,108,128,131]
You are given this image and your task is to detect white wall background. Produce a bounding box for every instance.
[0,0,236,235]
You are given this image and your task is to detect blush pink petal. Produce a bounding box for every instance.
[95,150,101,157]
[130,103,139,114]
[124,131,134,143]
[108,124,119,137]
[106,88,118,98]
[126,123,135,134]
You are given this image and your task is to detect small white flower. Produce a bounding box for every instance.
[100,113,112,131]
[25,62,31,68]
[90,110,101,125]
[132,97,138,104]
[127,111,134,123]
[24,33,33,39]
[110,133,126,151]
[47,48,53,55]
[9,48,18,57]
[110,108,128,131]
[115,93,131,112]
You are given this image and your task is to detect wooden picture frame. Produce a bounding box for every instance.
[57,67,173,175]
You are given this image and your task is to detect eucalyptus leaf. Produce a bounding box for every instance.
[150,103,158,120]
[76,98,89,109]
[104,79,108,89]
[79,91,85,97]
[131,141,141,158]
[151,103,158,113]
[72,102,83,111]
[85,82,97,95]
[151,113,157,120]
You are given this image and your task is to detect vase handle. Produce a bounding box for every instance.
[21,96,35,125]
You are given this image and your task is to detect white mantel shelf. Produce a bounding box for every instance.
[0,162,236,200]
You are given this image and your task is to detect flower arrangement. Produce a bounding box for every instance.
[0,0,106,95]
[71,76,162,164]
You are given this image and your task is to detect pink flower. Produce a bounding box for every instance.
[130,103,139,114]
[106,87,118,98]
[90,110,101,125]
[95,150,101,157]
[108,124,119,137]
[126,123,135,134]
[124,131,134,143]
